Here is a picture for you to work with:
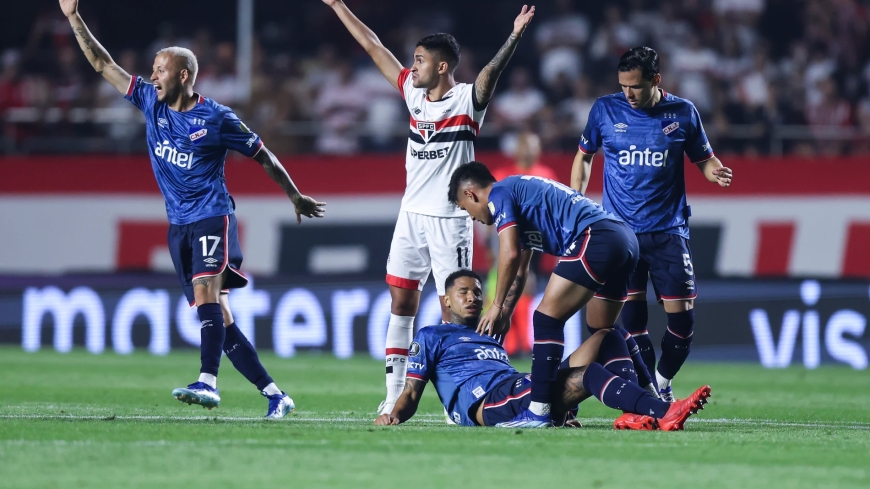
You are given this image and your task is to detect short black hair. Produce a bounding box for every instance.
[617,46,660,81]
[416,33,461,72]
[444,269,482,292]
[447,161,496,204]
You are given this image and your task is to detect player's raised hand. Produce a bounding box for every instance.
[476,303,503,336]
[512,5,536,37]
[59,0,78,17]
[373,414,400,426]
[712,167,732,188]
[292,195,326,224]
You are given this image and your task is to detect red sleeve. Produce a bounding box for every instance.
[397,68,411,99]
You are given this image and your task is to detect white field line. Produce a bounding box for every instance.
[0,414,868,430]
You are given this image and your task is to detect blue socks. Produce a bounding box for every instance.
[224,323,274,391]
[197,303,225,376]
[581,362,669,418]
[657,310,695,380]
[531,311,565,404]
[621,300,656,374]
[595,328,638,384]
[588,324,654,387]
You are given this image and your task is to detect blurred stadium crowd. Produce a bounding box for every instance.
[2,0,869,155]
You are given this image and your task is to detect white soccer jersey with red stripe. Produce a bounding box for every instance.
[397,68,487,217]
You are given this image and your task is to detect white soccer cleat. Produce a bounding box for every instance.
[263,391,295,419]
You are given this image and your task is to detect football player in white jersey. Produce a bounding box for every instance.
[322,0,535,415]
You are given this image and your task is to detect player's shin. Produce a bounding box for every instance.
[530,311,565,416]
[223,323,277,394]
[198,303,226,387]
[385,314,415,403]
[657,310,694,384]
[596,328,639,384]
[582,363,669,418]
[620,300,655,373]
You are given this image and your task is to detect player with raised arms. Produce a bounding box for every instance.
[375,269,711,429]
[322,0,535,415]
[60,0,325,418]
[570,47,732,401]
[450,162,664,428]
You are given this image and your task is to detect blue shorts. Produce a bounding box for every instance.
[553,219,639,302]
[481,373,533,426]
[627,232,697,301]
[167,214,248,305]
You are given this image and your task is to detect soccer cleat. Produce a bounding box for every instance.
[494,409,552,429]
[172,382,221,409]
[613,412,657,430]
[377,400,395,416]
[444,407,457,425]
[263,391,295,419]
[656,384,712,431]
[658,385,676,403]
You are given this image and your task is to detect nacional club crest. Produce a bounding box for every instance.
[662,121,679,137]
[416,121,436,142]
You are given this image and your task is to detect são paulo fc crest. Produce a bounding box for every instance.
[416,121,436,142]
[662,121,679,137]
[409,341,421,356]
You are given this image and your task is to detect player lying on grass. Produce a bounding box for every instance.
[374,270,711,429]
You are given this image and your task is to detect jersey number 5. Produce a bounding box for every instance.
[682,253,694,276]
[199,236,222,257]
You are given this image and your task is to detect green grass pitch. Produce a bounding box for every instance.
[0,347,868,489]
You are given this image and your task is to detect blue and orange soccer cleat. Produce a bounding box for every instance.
[613,412,657,430]
[263,391,295,419]
[172,382,221,410]
[494,409,552,428]
[657,384,712,431]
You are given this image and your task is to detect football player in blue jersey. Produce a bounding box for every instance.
[61,0,325,418]
[570,47,732,402]
[448,162,665,428]
[374,270,711,430]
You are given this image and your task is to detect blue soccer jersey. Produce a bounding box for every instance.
[125,76,263,225]
[406,323,518,426]
[487,175,619,256]
[578,91,713,238]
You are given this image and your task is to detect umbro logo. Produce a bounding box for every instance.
[614,122,628,132]
[459,336,471,341]
[158,118,168,128]
[204,257,219,264]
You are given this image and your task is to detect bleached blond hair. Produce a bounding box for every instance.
[156,46,199,86]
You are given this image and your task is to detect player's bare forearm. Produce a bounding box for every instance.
[696,156,732,188]
[61,2,130,94]
[553,366,590,416]
[391,378,426,423]
[474,5,535,107]
[254,146,302,201]
[325,0,402,88]
[493,230,523,308]
[571,150,594,194]
[501,250,532,318]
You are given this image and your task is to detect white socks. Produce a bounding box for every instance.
[385,314,415,402]
[656,370,672,391]
[198,373,217,389]
[262,382,281,396]
[529,401,551,416]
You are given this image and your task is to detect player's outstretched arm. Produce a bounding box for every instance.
[478,227,524,336]
[253,146,326,223]
[373,378,426,426]
[59,0,130,94]
[495,249,533,335]
[570,150,595,194]
[473,5,536,108]
[322,0,403,90]
[695,156,732,188]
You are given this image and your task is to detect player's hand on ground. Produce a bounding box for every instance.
[292,195,326,223]
[59,0,78,17]
[512,5,536,37]
[373,414,400,426]
[476,304,503,336]
[713,167,732,187]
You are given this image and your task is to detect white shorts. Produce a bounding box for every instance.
[386,210,473,296]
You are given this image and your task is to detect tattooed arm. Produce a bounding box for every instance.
[59,0,131,94]
[253,146,326,224]
[472,5,536,109]
[373,378,426,425]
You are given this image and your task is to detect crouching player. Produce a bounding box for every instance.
[374,270,711,429]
